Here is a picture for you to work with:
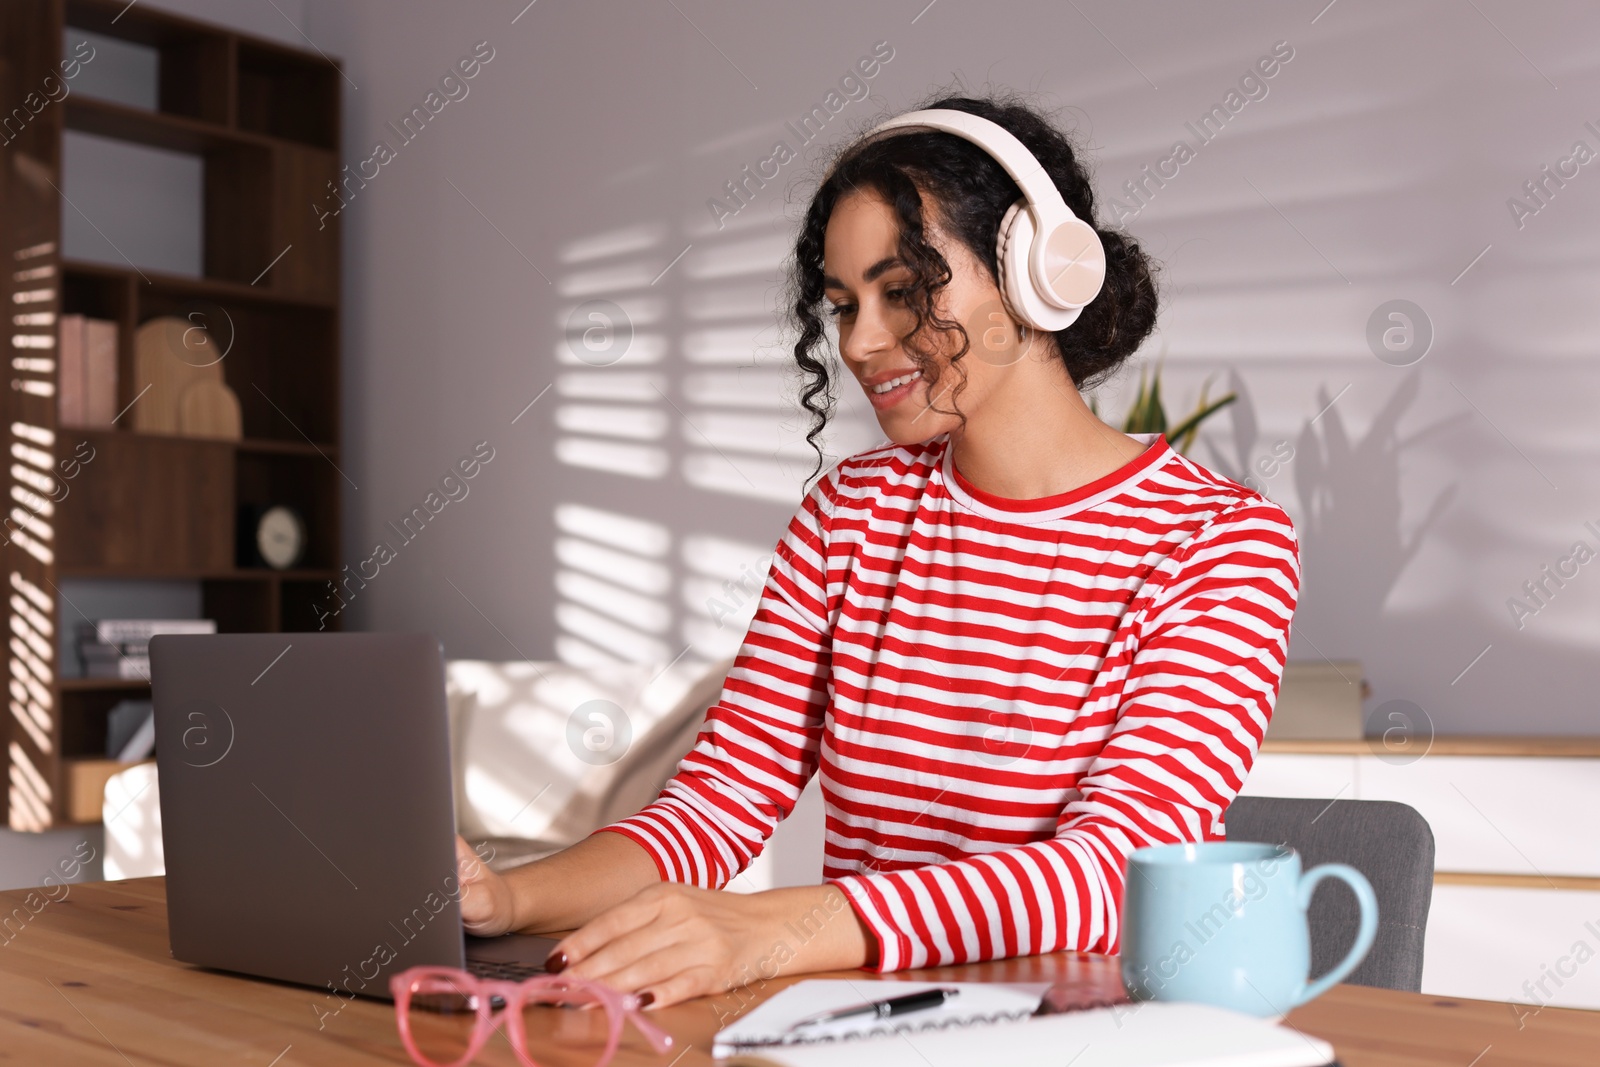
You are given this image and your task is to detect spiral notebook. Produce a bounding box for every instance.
[719,1001,1337,1067]
[712,980,1049,1056]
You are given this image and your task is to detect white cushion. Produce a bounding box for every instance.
[102,761,163,880]
[447,656,733,849]
[98,656,734,881]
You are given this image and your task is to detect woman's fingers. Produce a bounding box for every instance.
[565,914,696,987]
[553,883,676,970]
[588,944,720,1010]
[455,835,509,936]
[555,884,758,1009]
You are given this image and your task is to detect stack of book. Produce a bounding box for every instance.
[78,619,217,680]
[59,314,120,428]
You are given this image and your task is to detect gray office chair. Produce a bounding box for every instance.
[1225,796,1435,992]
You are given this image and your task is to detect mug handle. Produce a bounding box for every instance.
[1292,863,1379,1007]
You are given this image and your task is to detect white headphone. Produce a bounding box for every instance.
[853,108,1107,333]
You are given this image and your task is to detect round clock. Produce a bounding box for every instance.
[256,505,307,570]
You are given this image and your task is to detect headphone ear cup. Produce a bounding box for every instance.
[997,200,1084,333]
[996,200,1039,330]
[1034,214,1106,310]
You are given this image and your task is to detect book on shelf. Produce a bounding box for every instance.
[57,314,119,428]
[76,618,215,680]
[80,618,217,646]
[59,313,84,426]
[79,645,149,680]
[86,319,118,426]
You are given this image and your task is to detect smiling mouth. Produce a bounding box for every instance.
[870,371,919,395]
[862,369,924,412]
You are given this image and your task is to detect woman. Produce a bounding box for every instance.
[457,90,1300,1010]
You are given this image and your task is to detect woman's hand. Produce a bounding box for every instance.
[455,835,516,937]
[550,882,874,1009]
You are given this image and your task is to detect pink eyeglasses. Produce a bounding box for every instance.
[390,966,675,1067]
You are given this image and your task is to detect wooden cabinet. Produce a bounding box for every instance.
[56,433,236,573]
[1360,756,1600,877]
[1245,740,1600,1009]
[0,0,344,830]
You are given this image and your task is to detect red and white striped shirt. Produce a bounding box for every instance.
[600,431,1301,971]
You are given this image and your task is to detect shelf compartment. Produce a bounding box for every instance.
[202,140,278,287]
[59,684,149,761]
[62,101,278,293]
[66,0,233,125]
[55,432,235,574]
[65,757,153,823]
[129,294,338,445]
[58,113,336,296]
[202,575,277,632]
[235,451,339,572]
[237,41,340,149]
[281,577,341,633]
[61,265,134,322]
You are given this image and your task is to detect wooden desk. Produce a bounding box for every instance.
[3,877,1597,1066]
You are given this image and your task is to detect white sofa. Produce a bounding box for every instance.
[102,655,826,893]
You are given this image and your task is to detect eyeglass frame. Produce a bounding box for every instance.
[389,965,675,1067]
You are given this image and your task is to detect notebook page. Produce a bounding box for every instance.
[720,1001,1336,1067]
[713,979,1049,1054]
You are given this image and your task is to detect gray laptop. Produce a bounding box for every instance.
[149,631,557,1001]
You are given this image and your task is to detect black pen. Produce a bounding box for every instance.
[789,987,960,1030]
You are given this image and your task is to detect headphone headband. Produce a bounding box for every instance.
[856,109,1072,220]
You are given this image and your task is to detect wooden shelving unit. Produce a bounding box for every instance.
[0,0,343,830]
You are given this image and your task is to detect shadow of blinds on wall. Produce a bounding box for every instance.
[679,230,812,505]
[9,240,59,832]
[679,532,773,663]
[550,223,675,670]
[552,502,671,668]
[548,208,879,673]
[554,223,670,479]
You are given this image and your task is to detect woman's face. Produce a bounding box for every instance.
[823,188,1038,445]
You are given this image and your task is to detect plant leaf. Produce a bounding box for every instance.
[1123,365,1147,433]
[1168,392,1238,454]
[1148,365,1167,436]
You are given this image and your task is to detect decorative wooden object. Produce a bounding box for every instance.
[132,316,224,434]
[177,379,243,439]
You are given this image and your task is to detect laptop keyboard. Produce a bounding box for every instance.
[466,957,548,981]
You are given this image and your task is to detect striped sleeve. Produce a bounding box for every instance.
[594,470,839,887]
[827,500,1301,971]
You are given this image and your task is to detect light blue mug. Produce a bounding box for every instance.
[1120,841,1378,1019]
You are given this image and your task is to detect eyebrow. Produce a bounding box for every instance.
[823,255,906,290]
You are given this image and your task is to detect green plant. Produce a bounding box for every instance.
[1089,357,1237,455]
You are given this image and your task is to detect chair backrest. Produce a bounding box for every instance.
[1224,796,1435,992]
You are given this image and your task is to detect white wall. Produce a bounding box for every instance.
[154,0,1598,736]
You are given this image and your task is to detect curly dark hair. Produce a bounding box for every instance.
[783,87,1161,482]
